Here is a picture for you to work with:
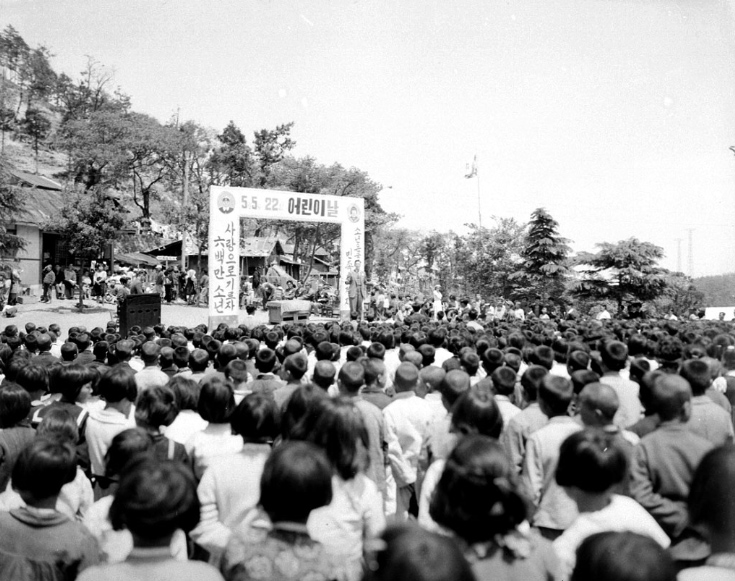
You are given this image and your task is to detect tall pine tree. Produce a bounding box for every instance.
[514,208,570,302]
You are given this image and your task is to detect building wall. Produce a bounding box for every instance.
[14,224,42,294]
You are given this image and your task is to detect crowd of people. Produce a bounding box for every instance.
[0,309,733,581]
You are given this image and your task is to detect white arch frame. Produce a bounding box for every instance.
[208,186,365,328]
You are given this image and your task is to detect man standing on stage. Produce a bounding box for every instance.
[345,259,367,319]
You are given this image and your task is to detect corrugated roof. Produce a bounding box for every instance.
[14,189,65,227]
[8,169,63,191]
[241,237,283,257]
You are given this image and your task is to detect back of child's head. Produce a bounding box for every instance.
[109,458,200,541]
[312,360,336,391]
[12,437,76,502]
[259,441,332,524]
[15,363,48,395]
[567,350,590,373]
[570,369,600,397]
[451,385,503,439]
[231,393,279,443]
[481,348,505,375]
[530,345,554,371]
[140,342,160,365]
[651,374,691,422]
[188,348,209,372]
[520,365,548,401]
[172,346,190,369]
[104,428,154,479]
[93,340,109,363]
[439,369,471,408]
[291,396,368,481]
[52,363,94,402]
[255,348,277,373]
[459,351,480,377]
[197,376,235,423]
[37,408,79,445]
[628,358,650,385]
[571,532,676,581]
[419,366,445,394]
[135,385,178,430]
[679,359,711,396]
[364,525,475,581]
[490,366,516,397]
[430,434,527,544]
[224,359,249,384]
[689,446,735,542]
[394,362,420,393]
[0,383,31,428]
[167,376,199,411]
[60,342,78,362]
[539,375,573,416]
[600,340,628,372]
[284,353,308,381]
[280,384,327,440]
[556,428,627,492]
[99,365,137,403]
[578,382,619,426]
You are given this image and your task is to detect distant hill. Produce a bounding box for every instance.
[693,273,735,307]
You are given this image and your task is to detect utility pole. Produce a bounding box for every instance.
[687,228,694,278]
[180,150,189,271]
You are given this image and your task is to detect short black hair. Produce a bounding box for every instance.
[490,366,516,397]
[168,376,199,411]
[110,458,200,539]
[104,428,154,478]
[556,429,627,492]
[530,346,554,371]
[600,341,628,372]
[520,365,548,401]
[451,385,503,439]
[189,348,210,372]
[259,441,332,523]
[231,393,279,443]
[679,359,711,396]
[197,376,235,423]
[338,361,365,393]
[0,383,31,428]
[51,364,94,402]
[539,375,573,416]
[15,363,49,395]
[135,385,179,429]
[173,346,190,368]
[430,435,527,544]
[99,365,137,403]
[12,438,76,499]
[255,348,277,373]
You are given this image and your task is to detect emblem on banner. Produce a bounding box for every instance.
[217,191,235,214]
[347,203,361,223]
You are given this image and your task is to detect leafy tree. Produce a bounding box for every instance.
[0,168,27,257]
[22,108,51,173]
[693,272,735,307]
[571,237,669,313]
[653,272,704,317]
[207,121,256,187]
[513,208,570,302]
[255,122,295,187]
[52,186,126,260]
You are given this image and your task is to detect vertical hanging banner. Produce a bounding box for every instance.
[209,186,365,330]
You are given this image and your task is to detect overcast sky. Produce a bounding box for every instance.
[3,0,734,276]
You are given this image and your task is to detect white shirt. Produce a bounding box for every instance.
[554,494,670,579]
[383,392,434,487]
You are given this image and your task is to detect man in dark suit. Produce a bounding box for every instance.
[345,260,367,320]
[32,334,60,368]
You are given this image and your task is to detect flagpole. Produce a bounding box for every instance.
[476,156,482,229]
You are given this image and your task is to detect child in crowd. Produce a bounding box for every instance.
[185,376,242,479]
[192,394,279,562]
[554,428,669,578]
[571,532,676,581]
[78,458,223,581]
[165,376,208,445]
[0,383,35,492]
[134,384,190,466]
[680,358,734,446]
[0,438,101,578]
[221,441,335,581]
[85,366,137,481]
[430,435,560,581]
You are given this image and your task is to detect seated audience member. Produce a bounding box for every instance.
[363,525,475,581]
[220,442,334,581]
[185,376,242,479]
[192,394,278,561]
[165,376,208,445]
[521,375,580,540]
[430,435,560,580]
[0,438,101,578]
[134,385,190,466]
[134,342,169,392]
[501,365,549,474]
[0,383,35,492]
[629,374,713,564]
[680,358,734,446]
[554,429,669,578]
[598,340,643,428]
[85,366,137,480]
[680,446,735,581]
[78,458,222,581]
